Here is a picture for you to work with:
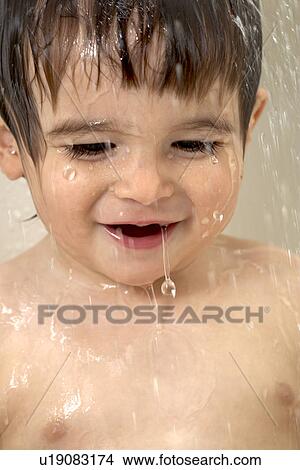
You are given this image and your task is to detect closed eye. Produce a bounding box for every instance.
[60,140,225,162]
[172,140,225,156]
[62,142,117,161]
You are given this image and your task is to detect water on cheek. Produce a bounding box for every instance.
[213,211,224,222]
[205,146,240,235]
[63,166,77,181]
[211,155,219,165]
[198,211,225,240]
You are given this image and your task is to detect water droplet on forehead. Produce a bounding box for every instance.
[63,166,77,181]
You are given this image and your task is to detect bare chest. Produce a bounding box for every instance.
[1,322,299,450]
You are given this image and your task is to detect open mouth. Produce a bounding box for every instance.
[102,222,178,249]
[105,223,165,237]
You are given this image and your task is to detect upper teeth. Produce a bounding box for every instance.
[136,223,168,227]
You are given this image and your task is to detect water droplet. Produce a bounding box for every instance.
[8,147,17,155]
[63,166,77,181]
[229,157,237,169]
[144,283,162,336]
[132,410,137,432]
[160,225,177,299]
[281,205,288,221]
[213,211,224,221]
[161,278,176,298]
[211,155,219,164]
[153,376,160,401]
[213,211,224,222]
[0,303,13,314]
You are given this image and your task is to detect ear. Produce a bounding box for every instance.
[245,87,270,146]
[0,118,24,180]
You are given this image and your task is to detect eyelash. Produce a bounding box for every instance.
[61,140,225,162]
[63,142,117,162]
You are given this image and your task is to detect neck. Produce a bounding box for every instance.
[35,232,227,305]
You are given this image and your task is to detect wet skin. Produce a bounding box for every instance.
[0,24,298,449]
[0,233,300,449]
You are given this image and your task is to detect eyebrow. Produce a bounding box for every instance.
[47,114,235,138]
[172,115,235,135]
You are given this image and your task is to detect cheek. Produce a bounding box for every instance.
[38,160,106,231]
[203,167,236,207]
[183,155,240,227]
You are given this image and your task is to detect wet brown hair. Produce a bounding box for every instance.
[0,0,262,166]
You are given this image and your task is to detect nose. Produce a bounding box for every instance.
[113,162,175,206]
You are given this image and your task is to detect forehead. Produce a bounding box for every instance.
[28,6,240,134]
[38,72,238,136]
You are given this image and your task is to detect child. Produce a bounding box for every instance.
[0,0,299,450]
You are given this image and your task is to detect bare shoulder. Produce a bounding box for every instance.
[0,235,50,298]
[221,233,300,346]
[221,233,300,277]
[212,236,300,447]
[0,257,28,319]
[0,242,46,345]
[0,251,30,332]
[0,253,40,441]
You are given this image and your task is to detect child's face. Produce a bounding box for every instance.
[17,51,266,287]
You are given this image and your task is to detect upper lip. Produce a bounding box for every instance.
[103,220,180,227]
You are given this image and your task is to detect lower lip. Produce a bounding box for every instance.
[102,223,178,250]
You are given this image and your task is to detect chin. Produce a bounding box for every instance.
[108,270,164,289]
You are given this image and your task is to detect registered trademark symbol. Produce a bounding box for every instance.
[264,306,271,314]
